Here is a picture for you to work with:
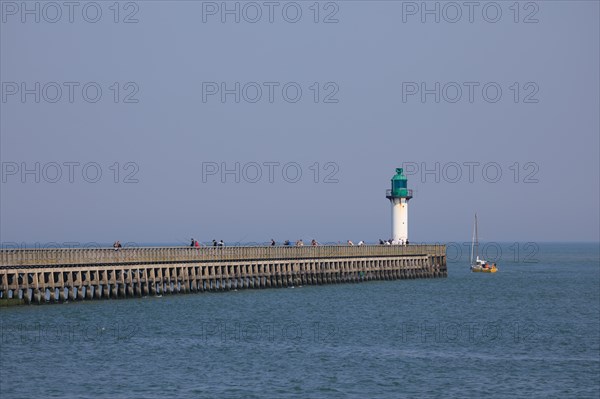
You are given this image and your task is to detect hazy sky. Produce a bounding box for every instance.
[1,0,598,245]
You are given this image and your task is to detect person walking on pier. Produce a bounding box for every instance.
[311,239,318,246]
[271,239,276,246]
[212,239,217,247]
[191,238,195,247]
[218,240,225,247]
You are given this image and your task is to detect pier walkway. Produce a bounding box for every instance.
[0,245,447,304]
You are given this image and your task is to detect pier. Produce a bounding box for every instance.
[0,245,447,305]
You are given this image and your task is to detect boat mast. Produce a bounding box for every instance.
[470,213,476,265]
[474,213,479,261]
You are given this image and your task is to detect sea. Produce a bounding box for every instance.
[0,242,598,398]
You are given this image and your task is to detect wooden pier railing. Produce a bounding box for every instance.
[0,245,446,269]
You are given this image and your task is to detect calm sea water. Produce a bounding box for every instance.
[1,243,598,398]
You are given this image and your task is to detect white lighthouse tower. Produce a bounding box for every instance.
[386,168,413,244]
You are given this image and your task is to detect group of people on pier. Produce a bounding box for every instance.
[379,239,410,245]
[185,238,411,247]
[190,239,225,247]
[346,240,365,246]
[112,238,410,249]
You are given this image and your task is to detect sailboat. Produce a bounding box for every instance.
[470,213,497,273]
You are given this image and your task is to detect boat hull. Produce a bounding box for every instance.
[471,266,497,273]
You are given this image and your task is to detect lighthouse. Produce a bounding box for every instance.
[386,168,413,244]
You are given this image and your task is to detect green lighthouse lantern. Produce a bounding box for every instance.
[389,168,412,199]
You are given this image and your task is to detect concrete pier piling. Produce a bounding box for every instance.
[0,245,446,305]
